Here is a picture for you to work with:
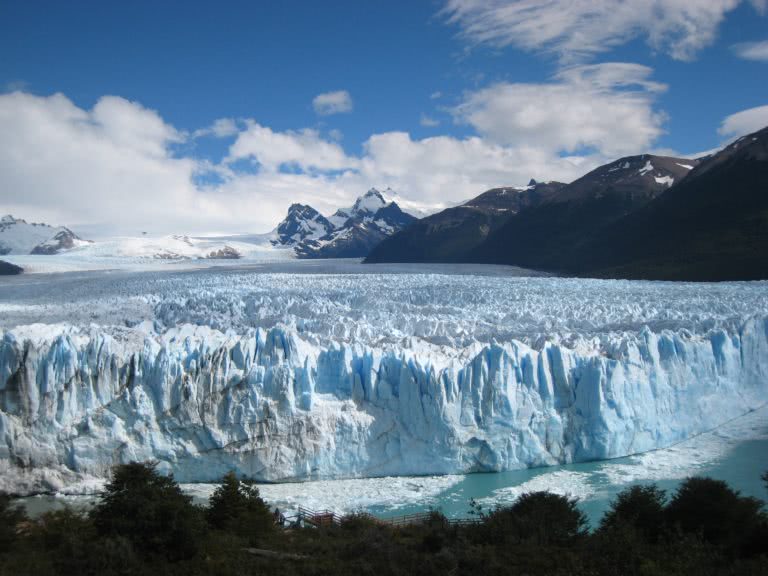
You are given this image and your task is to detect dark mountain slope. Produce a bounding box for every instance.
[469,154,697,270]
[569,127,768,280]
[365,181,565,263]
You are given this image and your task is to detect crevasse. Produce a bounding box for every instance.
[0,317,766,494]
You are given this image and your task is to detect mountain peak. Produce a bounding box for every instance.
[351,188,389,215]
[274,203,332,245]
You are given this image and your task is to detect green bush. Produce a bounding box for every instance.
[206,471,275,545]
[599,484,667,543]
[666,476,767,557]
[91,461,203,561]
[483,491,588,547]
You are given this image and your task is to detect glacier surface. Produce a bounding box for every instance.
[0,264,766,495]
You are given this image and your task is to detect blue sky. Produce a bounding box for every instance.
[1,0,767,235]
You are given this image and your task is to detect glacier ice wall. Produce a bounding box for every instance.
[1,316,766,494]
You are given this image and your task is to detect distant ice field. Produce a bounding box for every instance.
[0,260,765,351]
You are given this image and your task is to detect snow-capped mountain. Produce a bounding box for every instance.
[273,188,417,258]
[273,204,334,245]
[0,215,90,255]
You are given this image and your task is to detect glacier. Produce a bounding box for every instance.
[0,265,766,495]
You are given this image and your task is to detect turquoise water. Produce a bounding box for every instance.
[16,406,768,527]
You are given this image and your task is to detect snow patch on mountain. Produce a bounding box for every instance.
[0,215,90,255]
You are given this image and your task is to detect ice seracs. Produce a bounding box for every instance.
[0,269,766,495]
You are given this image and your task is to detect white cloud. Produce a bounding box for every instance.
[420,114,440,127]
[732,40,768,61]
[312,90,353,115]
[0,79,672,237]
[356,132,597,207]
[441,0,751,62]
[0,92,197,235]
[227,121,358,172]
[718,104,768,138]
[193,117,239,138]
[430,91,443,100]
[452,63,667,157]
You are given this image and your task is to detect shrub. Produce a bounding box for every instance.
[91,461,203,561]
[206,471,274,544]
[666,476,767,556]
[484,491,588,547]
[599,484,667,543]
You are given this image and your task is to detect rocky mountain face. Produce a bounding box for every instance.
[366,180,566,263]
[366,153,699,269]
[0,215,90,255]
[566,126,768,280]
[0,260,23,275]
[467,154,698,271]
[273,188,417,258]
[273,204,334,245]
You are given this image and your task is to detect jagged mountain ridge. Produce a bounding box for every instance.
[273,188,417,258]
[0,215,90,255]
[469,153,699,271]
[365,180,567,263]
[565,126,768,280]
[365,153,698,268]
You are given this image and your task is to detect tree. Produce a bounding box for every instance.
[91,461,202,561]
[484,491,588,547]
[0,492,26,553]
[206,471,274,544]
[599,484,667,543]
[666,476,767,556]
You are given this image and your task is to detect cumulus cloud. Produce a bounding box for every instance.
[441,0,752,62]
[227,121,358,172]
[356,132,595,206]
[193,117,240,138]
[732,40,768,61]
[718,104,768,138]
[312,90,353,115]
[0,92,352,236]
[0,78,672,237]
[452,63,667,157]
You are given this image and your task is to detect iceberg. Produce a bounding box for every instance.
[1,312,766,495]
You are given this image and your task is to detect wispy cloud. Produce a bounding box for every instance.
[718,104,768,138]
[192,117,240,139]
[732,40,768,61]
[440,0,754,63]
[312,90,353,116]
[420,114,440,127]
